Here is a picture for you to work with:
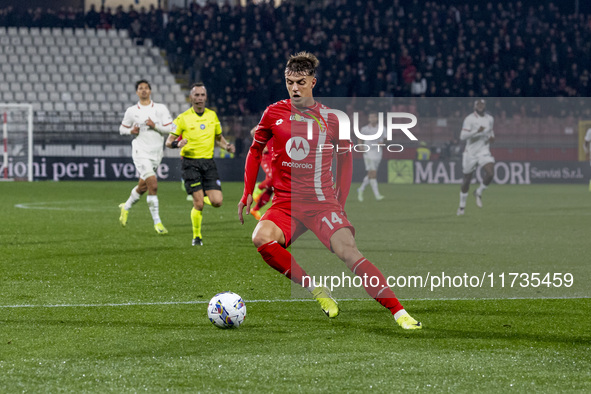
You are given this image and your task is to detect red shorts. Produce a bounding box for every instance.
[260,195,355,250]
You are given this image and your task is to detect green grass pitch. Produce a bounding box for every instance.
[0,181,589,391]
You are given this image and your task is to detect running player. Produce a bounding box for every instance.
[457,99,495,216]
[238,52,422,330]
[118,80,174,234]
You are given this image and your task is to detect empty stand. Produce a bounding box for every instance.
[0,27,187,125]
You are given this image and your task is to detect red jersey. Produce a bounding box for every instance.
[242,99,353,205]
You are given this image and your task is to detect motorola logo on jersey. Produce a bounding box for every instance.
[285,137,310,161]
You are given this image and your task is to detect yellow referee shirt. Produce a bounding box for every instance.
[172,107,222,159]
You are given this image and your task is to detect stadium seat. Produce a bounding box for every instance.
[14,92,26,102]
[25,91,37,102]
[42,102,54,112]
[3,91,14,101]
[84,92,95,102]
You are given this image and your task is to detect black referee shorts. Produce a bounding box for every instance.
[182,158,221,194]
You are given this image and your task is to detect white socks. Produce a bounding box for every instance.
[394,309,408,321]
[124,187,141,210]
[476,184,487,195]
[146,195,161,224]
[369,178,380,197]
[459,192,468,208]
[359,176,369,192]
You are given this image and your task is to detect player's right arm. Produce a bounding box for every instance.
[119,108,139,135]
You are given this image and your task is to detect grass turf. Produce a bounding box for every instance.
[0,181,589,392]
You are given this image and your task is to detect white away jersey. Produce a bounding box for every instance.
[359,123,387,160]
[120,101,173,158]
[460,111,494,156]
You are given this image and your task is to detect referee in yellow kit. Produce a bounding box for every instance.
[166,82,235,246]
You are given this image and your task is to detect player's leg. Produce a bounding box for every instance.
[144,175,167,234]
[119,175,146,227]
[329,228,422,329]
[368,166,384,200]
[357,157,371,201]
[201,160,223,208]
[183,159,206,245]
[252,218,310,288]
[458,153,476,215]
[252,207,338,317]
[458,172,472,215]
[189,188,205,245]
[474,161,494,207]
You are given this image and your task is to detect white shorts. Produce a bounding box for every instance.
[364,156,382,172]
[133,156,161,180]
[462,152,495,174]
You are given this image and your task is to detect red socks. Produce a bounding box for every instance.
[257,241,308,286]
[257,241,404,315]
[351,258,404,315]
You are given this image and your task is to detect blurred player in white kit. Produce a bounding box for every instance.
[357,112,386,202]
[457,99,495,215]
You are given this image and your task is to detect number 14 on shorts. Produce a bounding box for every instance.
[321,212,345,230]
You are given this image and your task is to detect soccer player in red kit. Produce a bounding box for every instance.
[237,52,421,330]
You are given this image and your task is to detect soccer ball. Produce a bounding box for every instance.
[207,292,247,329]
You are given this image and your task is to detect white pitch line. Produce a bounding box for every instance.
[14,200,105,211]
[0,296,587,309]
